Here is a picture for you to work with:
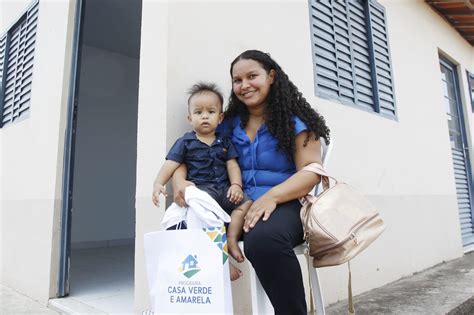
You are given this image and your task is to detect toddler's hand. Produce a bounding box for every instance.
[227,184,243,204]
[152,183,167,207]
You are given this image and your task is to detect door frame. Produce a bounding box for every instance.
[57,0,84,297]
[440,56,474,249]
[467,71,474,112]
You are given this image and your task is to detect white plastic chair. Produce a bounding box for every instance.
[240,138,333,315]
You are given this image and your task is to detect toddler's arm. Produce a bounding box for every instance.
[226,158,244,204]
[152,160,181,207]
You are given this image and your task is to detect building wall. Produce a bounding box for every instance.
[71,45,137,246]
[1,0,472,310]
[0,0,76,304]
[136,0,473,311]
[134,0,169,311]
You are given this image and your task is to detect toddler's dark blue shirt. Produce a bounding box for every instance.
[166,131,239,188]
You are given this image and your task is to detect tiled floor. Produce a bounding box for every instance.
[52,245,135,314]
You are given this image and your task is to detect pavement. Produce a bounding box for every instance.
[326,252,474,315]
[0,285,58,314]
[1,252,473,314]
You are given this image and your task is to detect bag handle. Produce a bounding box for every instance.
[301,163,337,192]
[300,163,338,208]
[300,163,331,230]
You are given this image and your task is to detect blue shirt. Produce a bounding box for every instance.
[166,131,239,188]
[218,116,308,200]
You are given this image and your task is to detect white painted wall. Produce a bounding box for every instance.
[71,45,138,245]
[135,0,169,311]
[136,0,473,311]
[1,0,472,310]
[0,0,76,304]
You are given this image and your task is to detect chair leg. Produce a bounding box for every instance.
[239,241,274,314]
[310,268,326,315]
[249,264,274,314]
[241,242,325,315]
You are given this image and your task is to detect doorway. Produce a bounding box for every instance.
[55,0,142,312]
[439,58,474,251]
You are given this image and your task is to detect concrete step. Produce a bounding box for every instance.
[48,297,107,314]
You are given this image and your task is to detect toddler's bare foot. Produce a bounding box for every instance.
[230,262,243,281]
[228,238,245,263]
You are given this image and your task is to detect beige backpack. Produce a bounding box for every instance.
[300,163,385,268]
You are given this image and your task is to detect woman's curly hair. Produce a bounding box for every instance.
[225,50,330,159]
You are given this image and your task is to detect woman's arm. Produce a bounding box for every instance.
[243,131,322,231]
[171,164,194,207]
[267,132,322,203]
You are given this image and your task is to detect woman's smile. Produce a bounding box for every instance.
[242,90,256,98]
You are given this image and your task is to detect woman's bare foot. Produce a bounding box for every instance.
[230,262,243,281]
[227,238,245,262]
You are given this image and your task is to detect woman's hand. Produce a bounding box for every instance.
[243,193,278,232]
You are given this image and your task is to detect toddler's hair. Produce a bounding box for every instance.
[187,82,224,111]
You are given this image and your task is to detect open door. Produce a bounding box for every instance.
[58,0,84,297]
[58,2,142,310]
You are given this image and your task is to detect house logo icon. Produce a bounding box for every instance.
[178,254,201,278]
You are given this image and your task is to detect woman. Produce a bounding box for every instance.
[173,50,330,314]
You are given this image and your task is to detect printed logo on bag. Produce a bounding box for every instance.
[204,226,228,264]
[178,254,201,278]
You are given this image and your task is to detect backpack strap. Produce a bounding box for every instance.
[300,163,336,208]
[301,163,335,191]
[348,261,355,314]
[304,248,316,315]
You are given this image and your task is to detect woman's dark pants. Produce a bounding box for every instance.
[243,200,307,315]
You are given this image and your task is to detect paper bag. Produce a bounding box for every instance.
[144,226,233,314]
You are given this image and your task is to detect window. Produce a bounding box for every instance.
[468,71,474,111]
[0,1,39,127]
[309,0,396,118]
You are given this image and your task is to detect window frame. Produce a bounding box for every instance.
[308,0,397,120]
[467,71,474,112]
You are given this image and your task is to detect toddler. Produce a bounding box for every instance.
[152,82,251,281]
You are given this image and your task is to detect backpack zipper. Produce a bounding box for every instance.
[303,204,337,242]
[311,213,380,258]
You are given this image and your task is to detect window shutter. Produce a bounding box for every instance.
[332,0,356,105]
[0,35,6,103]
[348,0,375,111]
[1,1,39,126]
[309,0,396,118]
[2,22,24,126]
[367,0,396,117]
[310,1,340,100]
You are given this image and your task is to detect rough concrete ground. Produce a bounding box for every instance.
[1,253,473,314]
[0,285,59,314]
[326,252,474,315]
